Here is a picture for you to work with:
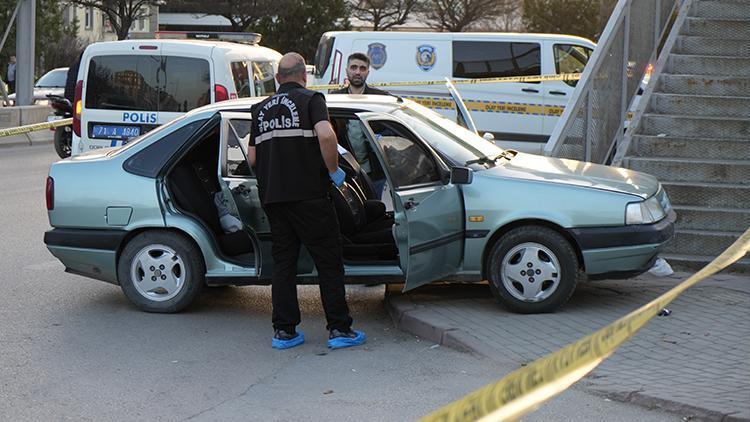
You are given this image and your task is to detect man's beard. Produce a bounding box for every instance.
[349,76,365,87]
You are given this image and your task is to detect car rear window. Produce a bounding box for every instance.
[123,118,208,178]
[86,55,210,112]
[35,69,67,88]
[453,41,541,80]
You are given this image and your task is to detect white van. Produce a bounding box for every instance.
[312,31,595,153]
[72,34,281,155]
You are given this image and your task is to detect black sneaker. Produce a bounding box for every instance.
[328,328,366,349]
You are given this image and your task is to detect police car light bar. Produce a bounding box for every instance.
[155,31,262,45]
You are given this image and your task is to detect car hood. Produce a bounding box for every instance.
[480,152,658,199]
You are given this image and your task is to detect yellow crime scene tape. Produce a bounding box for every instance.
[0,118,73,138]
[422,227,750,422]
[307,73,582,91]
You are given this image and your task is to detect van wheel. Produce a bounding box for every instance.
[53,126,71,158]
[117,231,204,313]
[487,226,581,314]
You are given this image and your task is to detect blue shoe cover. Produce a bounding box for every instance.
[272,331,304,350]
[328,330,366,349]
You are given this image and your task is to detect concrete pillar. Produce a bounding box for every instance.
[15,0,35,106]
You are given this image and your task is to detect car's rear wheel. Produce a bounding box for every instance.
[117,231,204,313]
[487,226,581,314]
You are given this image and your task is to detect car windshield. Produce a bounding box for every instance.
[35,69,67,88]
[392,103,504,168]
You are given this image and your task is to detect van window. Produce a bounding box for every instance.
[230,61,276,98]
[160,56,211,112]
[554,44,592,87]
[314,34,335,77]
[453,41,541,80]
[86,55,210,112]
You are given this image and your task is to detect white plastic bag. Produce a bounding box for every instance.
[648,257,673,277]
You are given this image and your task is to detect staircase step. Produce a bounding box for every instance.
[659,74,750,96]
[673,206,750,231]
[663,229,745,256]
[691,1,750,20]
[675,36,750,57]
[640,114,750,138]
[669,54,750,76]
[623,156,750,185]
[650,93,750,117]
[662,181,750,209]
[630,135,750,160]
[682,17,750,39]
[660,253,750,273]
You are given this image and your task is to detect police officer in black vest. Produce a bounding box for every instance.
[247,53,366,350]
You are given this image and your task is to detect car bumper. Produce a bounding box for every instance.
[44,228,127,285]
[571,210,676,276]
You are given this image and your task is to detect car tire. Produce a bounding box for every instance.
[117,231,204,313]
[487,226,581,314]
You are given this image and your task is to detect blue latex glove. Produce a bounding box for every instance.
[329,167,346,187]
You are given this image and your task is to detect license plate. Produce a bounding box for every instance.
[92,124,141,140]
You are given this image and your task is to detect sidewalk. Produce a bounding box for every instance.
[386,271,750,421]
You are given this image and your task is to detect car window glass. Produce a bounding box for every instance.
[393,104,503,168]
[86,55,160,111]
[36,69,67,88]
[124,118,208,177]
[368,120,441,189]
[159,56,211,112]
[226,119,253,177]
[231,61,276,98]
[453,41,541,82]
[314,34,335,77]
[554,44,592,87]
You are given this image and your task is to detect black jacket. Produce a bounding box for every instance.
[330,84,389,95]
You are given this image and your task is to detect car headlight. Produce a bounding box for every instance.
[626,195,667,225]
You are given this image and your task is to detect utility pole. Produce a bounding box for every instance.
[15,0,35,106]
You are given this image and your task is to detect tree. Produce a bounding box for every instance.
[255,0,351,62]
[0,0,80,76]
[350,0,419,31]
[418,0,514,32]
[67,0,159,40]
[522,0,602,40]
[166,0,281,32]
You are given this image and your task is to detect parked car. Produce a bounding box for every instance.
[44,88,675,314]
[5,67,68,105]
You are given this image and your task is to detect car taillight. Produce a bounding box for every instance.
[73,80,83,137]
[214,84,229,102]
[46,177,54,211]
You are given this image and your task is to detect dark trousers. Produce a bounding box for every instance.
[263,196,353,333]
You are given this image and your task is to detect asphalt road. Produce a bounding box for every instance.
[0,143,680,421]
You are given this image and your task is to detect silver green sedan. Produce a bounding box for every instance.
[44,93,675,314]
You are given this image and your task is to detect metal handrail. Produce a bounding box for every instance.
[543,0,682,163]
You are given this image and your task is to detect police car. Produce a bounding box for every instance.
[71,32,281,155]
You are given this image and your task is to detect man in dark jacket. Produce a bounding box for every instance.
[247,52,365,350]
[331,53,389,196]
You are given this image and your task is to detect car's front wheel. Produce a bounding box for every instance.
[487,226,582,314]
[117,231,204,313]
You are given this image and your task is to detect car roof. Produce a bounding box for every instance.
[323,31,595,45]
[186,94,404,119]
[83,39,278,56]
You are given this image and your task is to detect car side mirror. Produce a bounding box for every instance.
[483,132,495,141]
[450,166,473,185]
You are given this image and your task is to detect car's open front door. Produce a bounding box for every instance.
[355,112,464,291]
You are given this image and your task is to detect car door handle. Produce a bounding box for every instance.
[521,88,539,93]
[549,90,567,96]
[404,200,419,210]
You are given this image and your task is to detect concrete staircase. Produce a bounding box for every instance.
[621,0,750,272]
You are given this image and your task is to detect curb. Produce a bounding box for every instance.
[384,291,748,422]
